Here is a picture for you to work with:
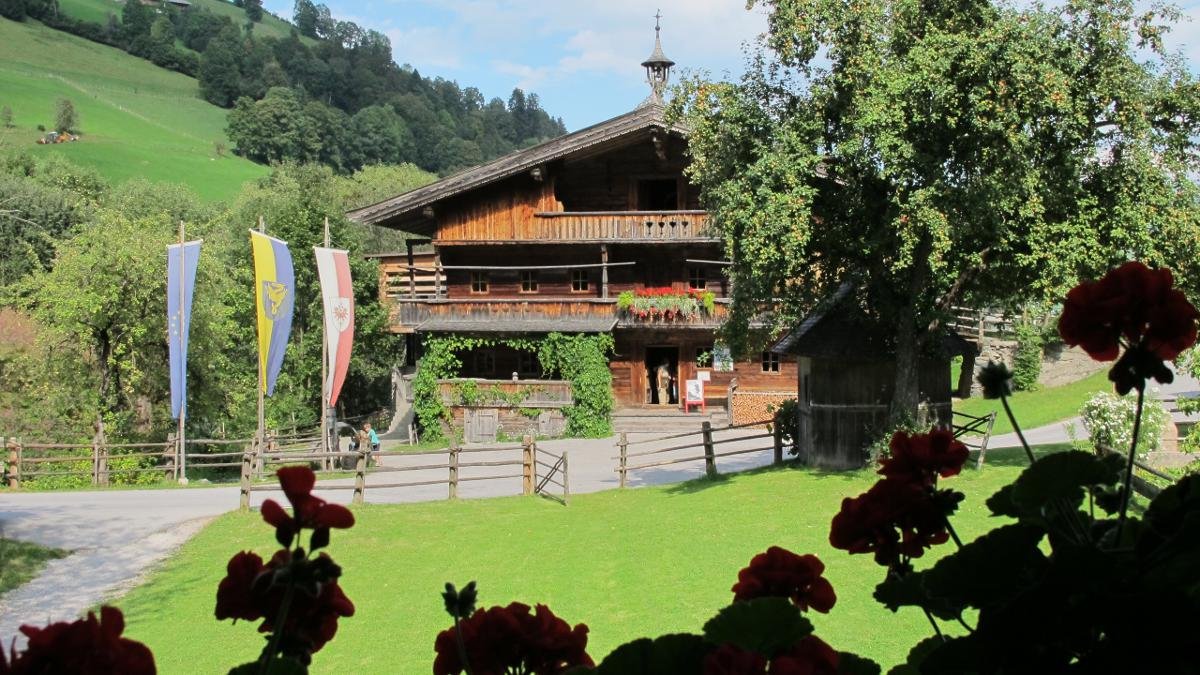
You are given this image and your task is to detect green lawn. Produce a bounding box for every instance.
[55,0,309,43]
[56,0,120,25]
[954,369,1111,436]
[0,17,267,201]
[118,447,1047,673]
[0,538,68,597]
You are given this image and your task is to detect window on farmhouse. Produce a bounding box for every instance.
[470,272,489,293]
[688,267,707,290]
[696,344,714,368]
[518,352,539,377]
[761,351,781,373]
[520,270,539,293]
[571,269,589,292]
[474,350,495,375]
[637,178,679,211]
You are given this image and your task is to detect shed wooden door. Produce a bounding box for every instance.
[464,409,498,443]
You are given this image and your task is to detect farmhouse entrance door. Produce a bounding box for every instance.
[644,345,679,405]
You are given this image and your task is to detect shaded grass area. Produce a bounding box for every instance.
[0,538,69,597]
[118,451,1056,673]
[955,370,1110,436]
[0,18,267,201]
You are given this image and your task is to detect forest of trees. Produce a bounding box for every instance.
[1,0,568,175]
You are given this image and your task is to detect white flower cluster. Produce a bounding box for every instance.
[1079,388,1168,454]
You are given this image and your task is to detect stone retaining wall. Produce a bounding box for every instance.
[969,340,1106,396]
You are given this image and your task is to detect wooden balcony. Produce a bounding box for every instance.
[387,298,731,333]
[436,210,714,244]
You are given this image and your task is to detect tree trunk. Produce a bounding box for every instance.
[889,304,921,428]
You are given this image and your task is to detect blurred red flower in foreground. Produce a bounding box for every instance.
[1,606,155,675]
[702,636,839,675]
[1059,261,1198,362]
[433,602,593,675]
[878,429,969,485]
[829,478,959,567]
[731,547,836,613]
[261,466,355,544]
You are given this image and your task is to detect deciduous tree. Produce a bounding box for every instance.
[673,0,1200,428]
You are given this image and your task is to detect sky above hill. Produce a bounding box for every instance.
[262,0,1200,132]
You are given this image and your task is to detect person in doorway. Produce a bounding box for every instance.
[654,359,674,406]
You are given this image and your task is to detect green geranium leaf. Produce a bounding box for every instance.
[985,483,1019,517]
[921,523,1047,612]
[838,651,882,675]
[886,636,944,675]
[1004,451,1122,516]
[873,571,963,621]
[918,635,988,675]
[591,634,709,674]
[703,597,813,656]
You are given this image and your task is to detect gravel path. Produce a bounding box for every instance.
[0,426,776,641]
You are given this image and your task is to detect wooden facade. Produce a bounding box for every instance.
[350,103,795,416]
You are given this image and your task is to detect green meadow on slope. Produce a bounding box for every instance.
[57,0,307,42]
[118,448,1059,673]
[0,17,267,201]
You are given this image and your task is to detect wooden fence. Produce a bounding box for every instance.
[240,434,569,508]
[614,419,784,487]
[1095,444,1177,500]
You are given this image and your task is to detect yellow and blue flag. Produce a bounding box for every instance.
[250,230,295,396]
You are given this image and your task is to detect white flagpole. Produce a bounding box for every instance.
[320,217,331,465]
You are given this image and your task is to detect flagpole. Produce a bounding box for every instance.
[257,216,266,460]
[178,220,187,483]
[320,217,330,465]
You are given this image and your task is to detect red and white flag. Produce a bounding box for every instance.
[314,247,354,407]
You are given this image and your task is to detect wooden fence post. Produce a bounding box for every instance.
[6,438,20,489]
[702,421,717,478]
[522,434,534,495]
[448,441,459,499]
[562,451,570,505]
[352,448,366,505]
[239,439,253,510]
[618,432,628,488]
[773,424,783,465]
[93,419,109,487]
[166,433,177,481]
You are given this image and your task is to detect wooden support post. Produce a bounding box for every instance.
[406,240,416,299]
[600,244,609,299]
[434,252,443,299]
[773,424,783,465]
[166,433,178,481]
[239,439,253,510]
[522,434,534,495]
[702,421,717,478]
[562,451,570,505]
[448,441,459,499]
[618,432,628,488]
[531,437,538,492]
[6,438,21,489]
[352,447,366,505]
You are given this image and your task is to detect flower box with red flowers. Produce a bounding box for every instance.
[616,288,716,321]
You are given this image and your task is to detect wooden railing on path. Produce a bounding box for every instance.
[1095,444,1177,500]
[951,410,998,469]
[614,419,784,487]
[239,434,569,509]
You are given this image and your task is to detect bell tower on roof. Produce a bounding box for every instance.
[641,10,675,104]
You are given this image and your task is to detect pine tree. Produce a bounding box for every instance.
[54,98,76,134]
[244,0,263,22]
[1,105,13,129]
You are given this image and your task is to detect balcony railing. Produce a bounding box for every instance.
[513,210,713,242]
[386,298,730,333]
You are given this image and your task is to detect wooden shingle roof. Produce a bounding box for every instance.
[346,103,686,230]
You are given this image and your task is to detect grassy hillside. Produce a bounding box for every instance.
[57,0,309,42]
[0,17,267,201]
[117,449,1059,673]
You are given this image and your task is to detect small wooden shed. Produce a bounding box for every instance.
[773,288,973,469]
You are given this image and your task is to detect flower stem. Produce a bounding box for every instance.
[1116,386,1146,539]
[260,580,295,675]
[944,516,964,549]
[453,615,473,675]
[1000,395,1036,464]
[922,607,945,641]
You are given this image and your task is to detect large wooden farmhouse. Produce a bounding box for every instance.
[349,26,795,438]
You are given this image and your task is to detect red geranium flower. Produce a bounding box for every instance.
[829,479,959,567]
[703,643,768,674]
[1059,262,1198,362]
[215,551,267,622]
[256,572,355,657]
[878,429,969,485]
[771,636,840,675]
[433,602,593,675]
[731,547,836,613]
[261,467,354,544]
[2,607,156,674]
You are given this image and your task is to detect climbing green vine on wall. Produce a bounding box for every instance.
[412,333,615,442]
